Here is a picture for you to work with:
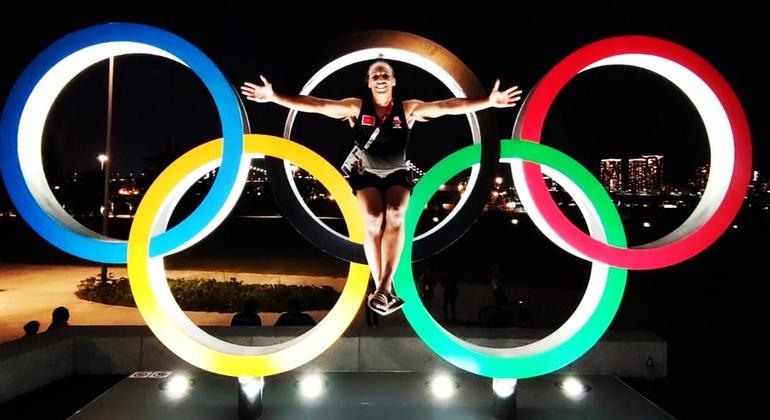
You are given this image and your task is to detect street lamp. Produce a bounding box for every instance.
[97,154,109,170]
[98,151,110,283]
[99,55,114,283]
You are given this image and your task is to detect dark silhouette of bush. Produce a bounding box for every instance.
[75,276,339,312]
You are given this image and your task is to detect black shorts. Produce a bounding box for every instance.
[348,169,413,194]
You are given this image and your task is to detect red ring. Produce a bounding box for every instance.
[513,36,751,269]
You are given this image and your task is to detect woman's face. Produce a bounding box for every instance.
[368,63,396,95]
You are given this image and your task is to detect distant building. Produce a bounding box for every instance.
[600,159,623,193]
[642,155,664,193]
[627,155,664,194]
[689,163,709,191]
[628,158,647,194]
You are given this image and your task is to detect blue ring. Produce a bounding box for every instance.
[0,23,245,263]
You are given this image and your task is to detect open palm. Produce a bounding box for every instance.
[488,79,523,108]
[240,75,274,103]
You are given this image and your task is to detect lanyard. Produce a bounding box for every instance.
[362,101,393,150]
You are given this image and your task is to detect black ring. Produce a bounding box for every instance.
[265,30,498,263]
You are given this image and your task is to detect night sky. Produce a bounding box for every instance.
[1,1,767,186]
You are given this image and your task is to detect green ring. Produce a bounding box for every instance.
[395,139,628,378]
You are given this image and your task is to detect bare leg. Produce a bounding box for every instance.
[355,188,386,288]
[377,186,410,296]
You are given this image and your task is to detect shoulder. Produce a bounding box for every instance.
[341,97,363,110]
[402,99,422,114]
[339,98,363,126]
[402,99,429,126]
[342,97,363,105]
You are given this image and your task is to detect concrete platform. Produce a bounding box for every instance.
[70,371,674,419]
[0,326,667,404]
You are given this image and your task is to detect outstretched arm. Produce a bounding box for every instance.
[241,75,360,120]
[404,79,522,123]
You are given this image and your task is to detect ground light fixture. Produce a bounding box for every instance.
[159,374,194,400]
[555,376,591,400]
[297,373,326,400]
[427,374,459,400]
[492,378,518,398]
[492,378,518,419]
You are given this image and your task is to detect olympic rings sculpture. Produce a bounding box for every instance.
[0,23,751,379]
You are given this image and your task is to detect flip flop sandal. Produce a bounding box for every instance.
[377,293,406,316]
[385,294,405,313]
[367,292,390,316]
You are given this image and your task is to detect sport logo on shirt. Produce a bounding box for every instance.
[392,115,402,129]
[361,115,375,126]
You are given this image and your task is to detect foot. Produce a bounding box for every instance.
[367,291,389,315]
[367,291,405,316]
[386,293,405,313]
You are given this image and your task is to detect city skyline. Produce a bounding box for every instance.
[21,153,768,222]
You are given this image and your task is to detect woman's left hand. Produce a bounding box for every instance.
[488,79,523,108]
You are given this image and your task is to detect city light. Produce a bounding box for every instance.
[97,153,109,170]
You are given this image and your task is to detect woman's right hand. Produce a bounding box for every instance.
[240,75,274,103]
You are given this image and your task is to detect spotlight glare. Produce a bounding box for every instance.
[429,375,457,400]
[557,377,590,399]
[239,376,264,401]
[298,374,324,399]
[492,378,517,398]
[163,375,191,399]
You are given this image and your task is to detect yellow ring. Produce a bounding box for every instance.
[127,134,367,377]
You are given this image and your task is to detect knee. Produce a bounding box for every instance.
[385,206,406,231]
[363,213,384,236]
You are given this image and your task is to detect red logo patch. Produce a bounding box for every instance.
[392,115,402,129]
[361,115,375,126]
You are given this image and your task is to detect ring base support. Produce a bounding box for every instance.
[493,388,517,420]
[238,376,264,420]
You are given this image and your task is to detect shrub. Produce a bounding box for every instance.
[75,276,340,312]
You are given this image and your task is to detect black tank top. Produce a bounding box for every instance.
[352,96,411,171]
